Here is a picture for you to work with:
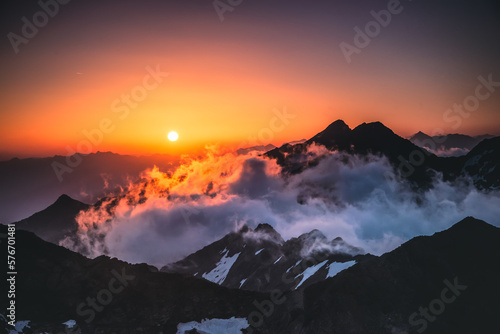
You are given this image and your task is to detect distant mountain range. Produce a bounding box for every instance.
[2,217,499,333]
[0,152,178,223]
[409,131,495,157]
[2,122,498,224]
[236,144,276,155]
[12,120,499,249]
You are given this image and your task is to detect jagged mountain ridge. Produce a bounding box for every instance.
[265,120,500,189]
[253,217,500,334]
[409,131,495,156]
[160,223,370,292]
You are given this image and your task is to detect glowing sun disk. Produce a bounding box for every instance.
[168,131,179,141]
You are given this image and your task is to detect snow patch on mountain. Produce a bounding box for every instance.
[255,248,264,255]
[326,260,356,278]
[287,259,302,273]
[239,278,247,288]
[176,317,249,334]
[202,250,240,284]
[295,260,328,289]
[7,320,30,334]
[273,256,283,264]
[62,320,76,328]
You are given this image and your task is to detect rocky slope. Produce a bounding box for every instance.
[161,223,370,292]
[2,217,499,334]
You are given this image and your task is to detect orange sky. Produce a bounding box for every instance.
[1,1,499,159]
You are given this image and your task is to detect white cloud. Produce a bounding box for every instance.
[61,145,500,267]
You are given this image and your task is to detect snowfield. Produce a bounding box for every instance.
[326,260,356,278]
[202,250,241,284]
[295,260,328,289]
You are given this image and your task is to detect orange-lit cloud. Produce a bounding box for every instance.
[60,143,500,266]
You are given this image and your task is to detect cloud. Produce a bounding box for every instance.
[426,147,470,157]
[61,145,500,267]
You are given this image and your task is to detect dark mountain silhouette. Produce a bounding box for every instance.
[458,136,500,190]
[265,120,500,190]
[254,217,500,334]
[0,225,261,334]
[266,120,443,187]
[0,151,178,223]
[2,217,499,333]
[14,194,89,244]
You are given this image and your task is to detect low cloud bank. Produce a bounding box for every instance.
[61,145,500,267]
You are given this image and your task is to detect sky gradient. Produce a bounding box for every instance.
[1,0,499,159]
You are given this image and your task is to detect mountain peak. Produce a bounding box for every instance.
[328,119,349,128]
[299,229,327,241]
[353,121,393,134]
[321,119,351,134]
[253,223,284,244]
[255,223,277,233]
[409,131,433,142]
[443,216,497,235]
[54,194,78,205]
[307,120,351,147]
[237,225,251,234]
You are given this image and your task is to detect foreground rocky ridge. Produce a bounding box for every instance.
[2,217,499,333]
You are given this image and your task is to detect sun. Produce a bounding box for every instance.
[167,131,179,142]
